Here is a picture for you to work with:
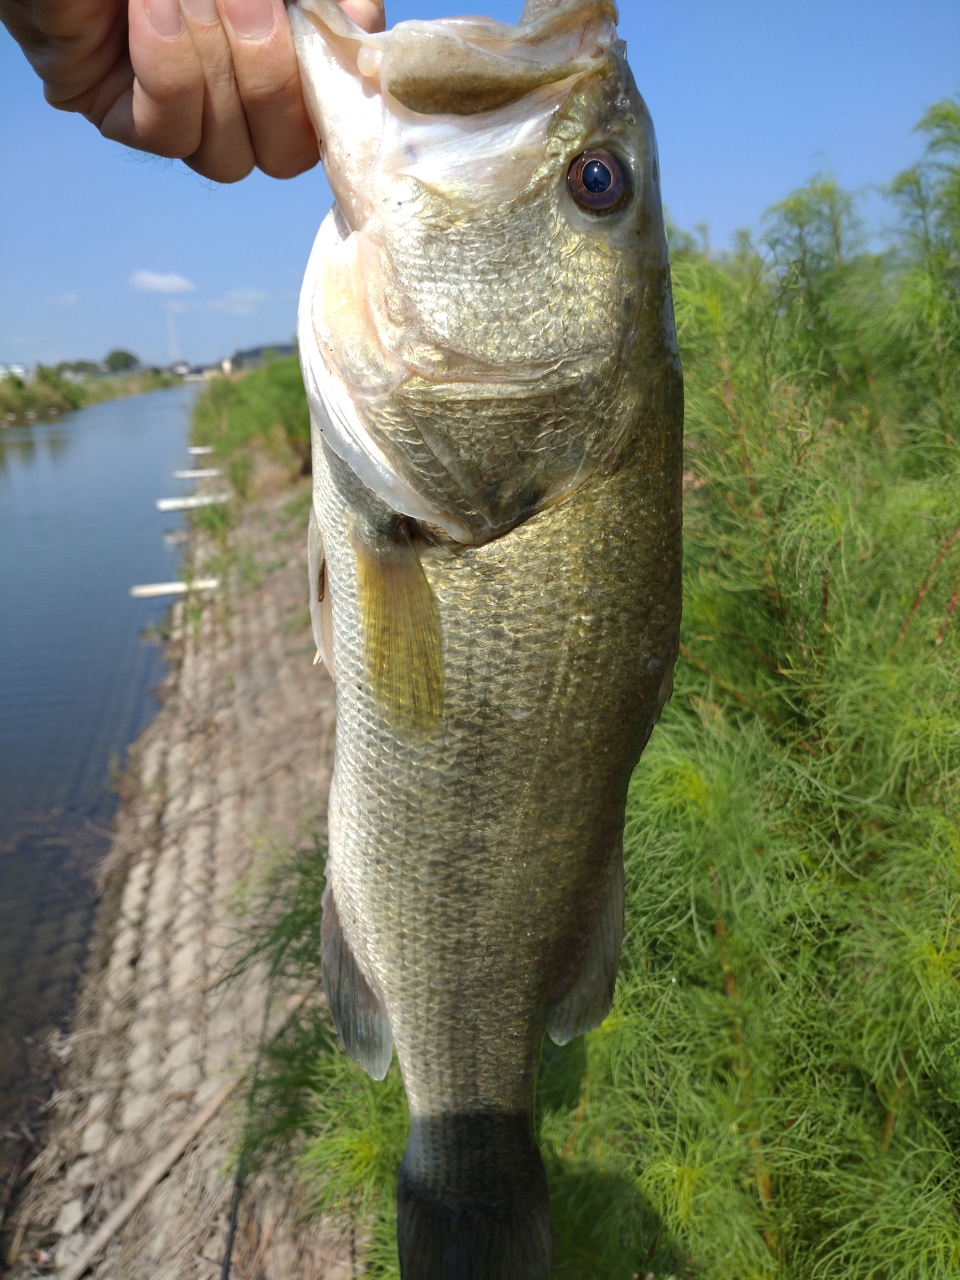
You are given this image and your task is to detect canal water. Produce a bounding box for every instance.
[0,385,197,1141]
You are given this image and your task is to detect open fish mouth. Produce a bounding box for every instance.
[291,0,621,237]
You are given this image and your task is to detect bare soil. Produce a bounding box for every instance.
[4,484,351,1279]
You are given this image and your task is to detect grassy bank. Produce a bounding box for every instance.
[182,355,311,601]
[191,354,310,496]
[0,366,178,424]
[210,97,960,1278]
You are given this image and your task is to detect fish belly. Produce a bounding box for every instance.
[313,401,681,1277]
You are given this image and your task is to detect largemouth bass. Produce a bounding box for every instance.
[290,0,682,1274]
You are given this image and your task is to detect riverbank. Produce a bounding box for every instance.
[1,386,201,1256]
[0,371,178,427]
[4,482,349,1278]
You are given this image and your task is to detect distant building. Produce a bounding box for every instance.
[158,346,296,380]
[0,363,28,382]
[181,361,230,379]
[230,344,296,370]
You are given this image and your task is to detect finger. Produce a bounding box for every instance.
[179,0,256,182]
[101,0,205,158]
[217,0,319,179]
[339,0,385,32]
[2,0,129,111]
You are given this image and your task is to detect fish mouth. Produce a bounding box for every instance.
[290,0,621,225]
[369,2,618,119]
[391,360,610,402]
[296,0,618,96]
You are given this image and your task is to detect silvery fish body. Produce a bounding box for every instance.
[290,1,682,1275]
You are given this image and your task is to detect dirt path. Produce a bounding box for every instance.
[7,485,350,1279]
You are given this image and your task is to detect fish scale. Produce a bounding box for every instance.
[292,0,683,1275]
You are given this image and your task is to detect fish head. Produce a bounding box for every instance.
[292,0,678,543]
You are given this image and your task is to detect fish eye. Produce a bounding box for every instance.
[567,149,629,213]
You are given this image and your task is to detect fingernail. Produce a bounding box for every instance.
[222,0,275,39]
[182,0,219,23]
[147,0,185,38]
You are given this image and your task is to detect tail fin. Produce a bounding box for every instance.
[397,1113,552,1280]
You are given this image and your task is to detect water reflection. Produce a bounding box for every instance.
[0,385,196,1162]
[0,420,74,474]
[0,808,106,1119]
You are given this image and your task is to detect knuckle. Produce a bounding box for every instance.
[238,63,299,110]
[151,138,198,158]
[257,142,319,180]
[147,73,202,108]
[199,154,256,183]
[137,112,202,157]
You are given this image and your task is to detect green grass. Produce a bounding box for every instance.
[183,356,312,609]
[226,96,960,1278]
[0,366,176,423]
[191,354,310,497]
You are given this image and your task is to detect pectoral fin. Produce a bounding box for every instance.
[355,524,444,737]
[546,849,624,1045]
[321,884,393,1080]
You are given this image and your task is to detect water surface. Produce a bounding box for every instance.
[0,385,196,1131]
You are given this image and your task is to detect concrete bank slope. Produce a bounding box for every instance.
[8,486,350,1279]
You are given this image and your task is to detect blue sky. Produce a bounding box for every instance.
[1,0,958,367]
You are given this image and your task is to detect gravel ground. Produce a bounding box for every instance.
[5,485,352,1279]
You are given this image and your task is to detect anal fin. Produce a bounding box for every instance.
[321,884,393,1080]
[546,848,624,1046]
[354,521,444,738]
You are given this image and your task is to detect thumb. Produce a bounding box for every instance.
[338,0,384,33]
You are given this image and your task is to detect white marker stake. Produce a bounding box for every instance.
[156,494,229,512]
[130,579,220,598]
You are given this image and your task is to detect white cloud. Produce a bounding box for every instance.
[210,287,269,317]
[49,292,79,307]
[130,269,196,295]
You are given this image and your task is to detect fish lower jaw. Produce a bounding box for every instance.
[390,366,604,401]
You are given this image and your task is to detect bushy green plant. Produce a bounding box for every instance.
[229,97,960,1278]
[191,354,310,495]
[104,348,139,372]
[0,365,175,422]
[0,365,85,418]
[887,98,960,449]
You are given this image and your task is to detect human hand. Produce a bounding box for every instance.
[1,0,385,182]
